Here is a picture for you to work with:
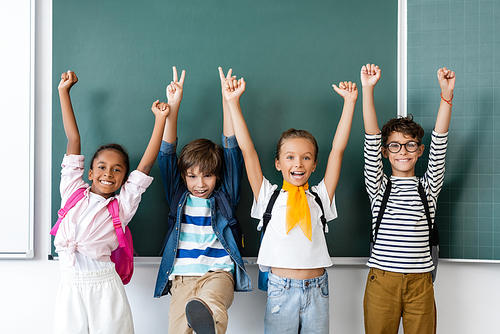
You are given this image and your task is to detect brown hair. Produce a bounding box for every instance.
[381,114,424,145]
[178,138,223,182]
[275,128,319,162]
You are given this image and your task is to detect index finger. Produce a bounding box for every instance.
[172,66,178,83]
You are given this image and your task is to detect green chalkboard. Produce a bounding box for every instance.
[409,0,500,260]
[51,0,398,259]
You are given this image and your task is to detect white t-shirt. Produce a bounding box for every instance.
[251,177,337,270]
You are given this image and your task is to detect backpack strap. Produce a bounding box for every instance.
[417,181,439,247]
[261,189,280,235]
[160,184,188,255]
[308,188,327,233]
[213,190,233,224]
[50,187,87,236]
[261,187,327,235]
[168,184,188,225]
[371,179,436,246]
[214,189,245,251]
[107,198,127,249]
[371,179,392,244]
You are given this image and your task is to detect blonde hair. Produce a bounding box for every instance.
[275,128,318,161]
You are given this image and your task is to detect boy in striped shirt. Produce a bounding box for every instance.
[154,67,252,334]
[361,63,455,334]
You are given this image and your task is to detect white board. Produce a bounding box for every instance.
[0,0,35,259]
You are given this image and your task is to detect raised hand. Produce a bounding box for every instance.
[218,67,236,93]
[58,70,78,91]
[151,100,170,118]
[361,64,381,87]
[136,100,170,175]
[223,76,246,102]
[437,67,455,92]
[166,66,186,105]
[435,67,455,133]
[333,81,358,102]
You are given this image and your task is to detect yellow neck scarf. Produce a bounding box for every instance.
[282,180,312,241]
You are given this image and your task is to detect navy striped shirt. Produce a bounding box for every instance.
[364,131,448,273]
[170,195,234,277]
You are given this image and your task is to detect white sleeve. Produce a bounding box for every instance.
[116,170,154,225]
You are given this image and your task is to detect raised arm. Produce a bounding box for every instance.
[361,64,381,135]
[162,66,185,144]
[434,67,455,134]
[323,81,358,202]
[58,71,80,155]
[223,72,264,200]
[219,67,236,137]
[136,101,170,175]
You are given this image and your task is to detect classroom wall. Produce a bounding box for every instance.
[1,1,499,333]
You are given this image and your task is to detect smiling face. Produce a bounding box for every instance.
[88,149,127,198]
[184,166,217,199]
[275,138,317,187]
[382,131,425,177]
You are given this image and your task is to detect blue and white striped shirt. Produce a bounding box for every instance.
[364,131,448,273]
[170,195,234,277]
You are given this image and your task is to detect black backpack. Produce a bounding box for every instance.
[370,179,440,282]
[160,184,244,255]
[258,187,326,291]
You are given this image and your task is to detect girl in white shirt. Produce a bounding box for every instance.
[222,69,358,334]
[53,70,169,334]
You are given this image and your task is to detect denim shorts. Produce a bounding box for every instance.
[264,270,329,334]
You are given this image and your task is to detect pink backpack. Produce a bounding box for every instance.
[50,188,135,285]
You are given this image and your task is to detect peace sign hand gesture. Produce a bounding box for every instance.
[166,66,186,106]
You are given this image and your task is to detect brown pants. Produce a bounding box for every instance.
[363,268,436,334]
[168,271,235,334]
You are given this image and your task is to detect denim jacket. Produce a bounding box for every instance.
[154,135,253,297]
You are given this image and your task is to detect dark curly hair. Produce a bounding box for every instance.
[381,114,424,145]
[89,143,130,178]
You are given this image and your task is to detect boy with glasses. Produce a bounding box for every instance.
[361,63,455,334]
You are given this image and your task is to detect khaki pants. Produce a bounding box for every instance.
[168,271,235,334]
[363,268,436,334]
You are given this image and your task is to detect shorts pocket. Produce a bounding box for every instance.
[319,279,329,298]
[267,281,286,298]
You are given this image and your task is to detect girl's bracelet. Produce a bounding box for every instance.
[441,93,453,106]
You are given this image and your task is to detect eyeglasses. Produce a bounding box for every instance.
[385,141,420,153]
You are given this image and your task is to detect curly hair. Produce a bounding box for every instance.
[89,143,130,177]
[275,128,319,162]
[381,114,424,145]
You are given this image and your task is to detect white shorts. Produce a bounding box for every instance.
[53,267,134,334]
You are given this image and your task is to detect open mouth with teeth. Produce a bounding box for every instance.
[291,171,305,179]
[193,189,209,197]
[99,179,114,186]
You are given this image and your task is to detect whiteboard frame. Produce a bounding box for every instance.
[0,0,35,259]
